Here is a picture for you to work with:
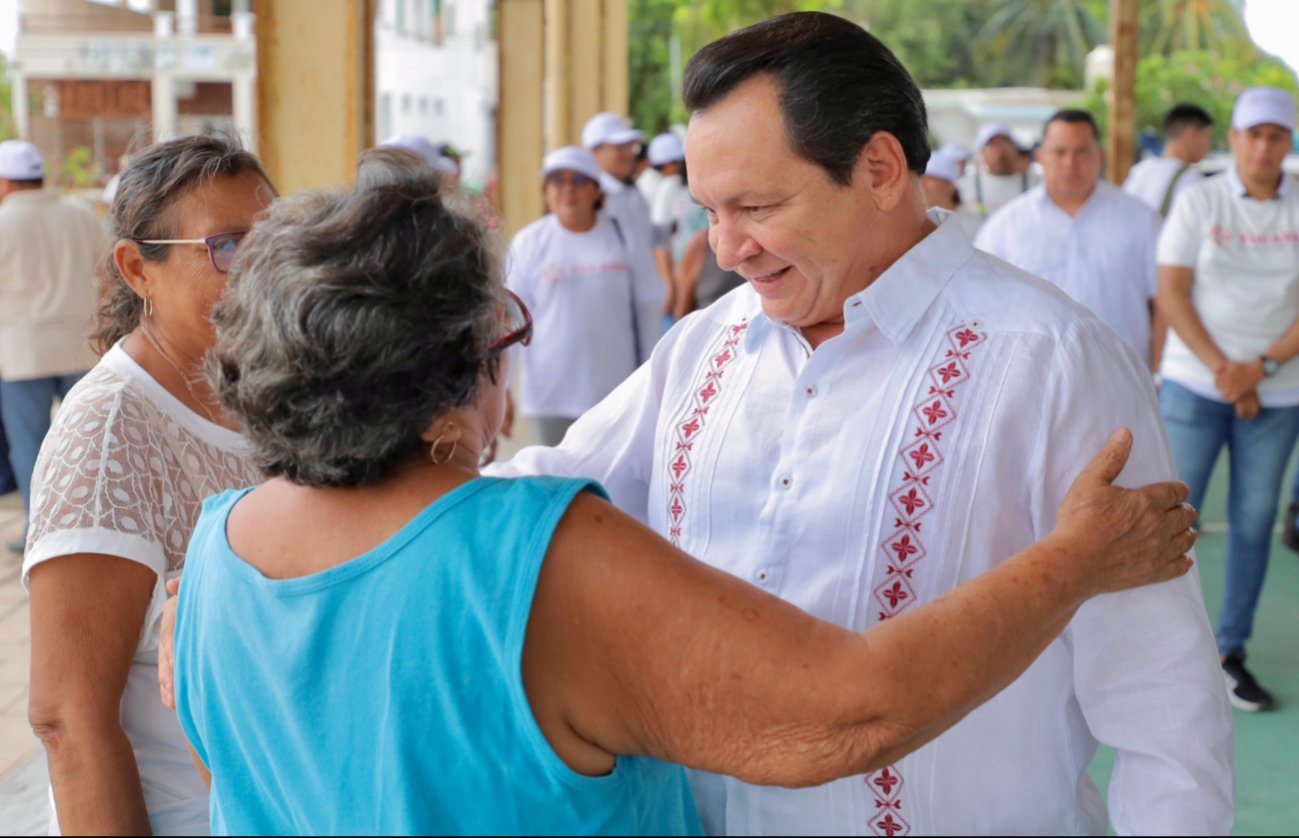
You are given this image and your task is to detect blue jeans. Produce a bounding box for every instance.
[0,373,85,515]
[0,388,15,496]
[1160,380,1299,656]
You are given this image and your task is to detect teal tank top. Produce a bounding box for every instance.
[174,476,701,836]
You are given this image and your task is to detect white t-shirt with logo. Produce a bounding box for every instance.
[506,213,647,418]
[1158,167,1299,406]
[1123,157,1204,218]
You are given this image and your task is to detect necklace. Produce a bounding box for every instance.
[140,327,219,424]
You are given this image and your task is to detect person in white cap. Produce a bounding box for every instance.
[958,122,1041,220]
[976,110,1162,369]
[647,132,693,266]
[1157,86,1299,713]
[380,133,461,187]
[920,151,982,237]
[0,140,104,553]
[936,141,971,176]
[583,112,673,321]
[1123,104,1214,220]
[505,146,662,446]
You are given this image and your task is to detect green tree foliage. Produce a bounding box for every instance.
[1080,50,1299,147]
[628,0,1289,139]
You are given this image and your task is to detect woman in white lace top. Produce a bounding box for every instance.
[24,135,275,836]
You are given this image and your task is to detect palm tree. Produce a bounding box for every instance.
[1144,0,1255,60]
[973,0,1106,88]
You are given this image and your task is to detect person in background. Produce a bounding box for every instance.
[165,151,1198,837]
[506,147,659,446]
[1124,104,1214,220]
[672,222,745,320]
[24,134,275,835]
[976,110,1163,370]
[0,140,103,555]
[648,133,691,254]
[584,112,673,323]
[1158,87,1299,713]
[937,141,971,176]
[493,14,1233,834]
[635,141,661,205]
[958,122,1040,221]
[380,133,460,186]
[919,151,982,238]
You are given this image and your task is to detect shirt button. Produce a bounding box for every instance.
[779,475,792,489]
[755,569,771,584]
[804,385,817,398]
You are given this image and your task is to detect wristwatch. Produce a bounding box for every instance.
[1260,355,1279,377]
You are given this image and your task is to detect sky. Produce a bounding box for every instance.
[0,0,1293,77]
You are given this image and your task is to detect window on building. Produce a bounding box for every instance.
[379,93,393,141]
[419,97,429,115]
[402,94,412,114]
[434,99,445,117]
[396,0,407,35]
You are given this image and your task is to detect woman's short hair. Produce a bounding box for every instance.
[94,133,273,354]
[210,154,502,488]
[682,11,930,185]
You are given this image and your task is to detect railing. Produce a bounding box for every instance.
[19,14,235,36]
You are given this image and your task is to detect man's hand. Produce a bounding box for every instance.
[1235,390,1262,421]
[1052,429,1196,598]
[1215,359,1264,404]
[159,576,180,711]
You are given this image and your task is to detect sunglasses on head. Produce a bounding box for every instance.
[486,290,533,357]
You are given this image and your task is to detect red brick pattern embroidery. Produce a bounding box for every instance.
[864,324,986,837]
[666,320,749,547]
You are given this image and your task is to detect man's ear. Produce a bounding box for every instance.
[855,132,911,212]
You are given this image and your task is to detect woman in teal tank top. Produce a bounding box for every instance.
[165,152,1197,836]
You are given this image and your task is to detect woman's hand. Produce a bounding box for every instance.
[1051,428,1196,598]
[159,576,181,711]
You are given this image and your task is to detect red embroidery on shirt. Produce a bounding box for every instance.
[865,324,986,837]
[666,320,749,546]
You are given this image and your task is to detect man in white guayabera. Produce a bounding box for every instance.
[492,12,1233,836]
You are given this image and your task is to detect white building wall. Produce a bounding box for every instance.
[375,0,498,188]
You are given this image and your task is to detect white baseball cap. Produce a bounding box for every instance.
[647,132,684,167]
[975,123,1021,151]
[1232,87,1296,132]
[923,152,960,185]
[379,133,460,175]
[0,141,44,181]
[541,146,603,183]
[937,142,971,162]
[581,112,645,149]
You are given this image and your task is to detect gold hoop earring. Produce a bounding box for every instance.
[143,297,154,317]
[430,429,459,466]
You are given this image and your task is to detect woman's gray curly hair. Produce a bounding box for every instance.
[209,154,502,487]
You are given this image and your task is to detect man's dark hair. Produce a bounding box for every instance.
[682,12,930,185]
[1163,104,1214,139]
[1043,109,1101,141]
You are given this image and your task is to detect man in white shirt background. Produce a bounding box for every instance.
[583,112,675,319]
[494,12,1232,835]
[958,121,1041,221]
[976,110,1163,369]
[1157,86,1299,714]
[0,141,103,554]
[1124,104,1214,220]
[646,132,694,262]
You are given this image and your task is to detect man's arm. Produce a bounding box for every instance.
[1034,320,1234,835]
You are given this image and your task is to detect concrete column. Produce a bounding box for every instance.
[601,0,628,117]
[152,72,178,142]
[542,0,571,150]
[255,0,375,194]
[233,71,257,152]
[10,68,29,141]
[498,0,545,238]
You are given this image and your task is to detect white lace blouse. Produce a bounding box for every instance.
[23,341,261,836]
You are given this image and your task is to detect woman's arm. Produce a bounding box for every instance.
[29,554,157,835]
[524,429,1195,785]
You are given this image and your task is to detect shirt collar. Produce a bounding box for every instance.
[1226,164,1291,200]
[855,209,974,347]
